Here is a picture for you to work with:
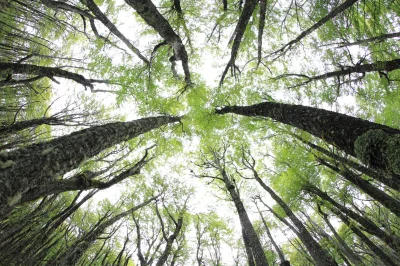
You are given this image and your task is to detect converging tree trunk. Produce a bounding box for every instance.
[329,206,397,266]
[209,149,269,266]
[53,196,157,266]
[316,157,400,217]
[216,102,400,175]
[241,149,338,266]
[255,203,290,266]
[0,115,179,218]
[305,184,400,252]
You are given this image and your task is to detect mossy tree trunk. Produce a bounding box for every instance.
[216,102,400,175]
[0,116,179,218]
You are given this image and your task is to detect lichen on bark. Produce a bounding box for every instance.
[355,129,400,174]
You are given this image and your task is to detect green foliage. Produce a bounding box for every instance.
[1,0,400,265]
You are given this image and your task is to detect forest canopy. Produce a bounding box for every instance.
[0,0,400,265]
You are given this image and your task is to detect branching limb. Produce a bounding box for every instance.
[219,0,258,86]
[268,0,358,60]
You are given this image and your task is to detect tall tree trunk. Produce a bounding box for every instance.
[256,204,290,265]
[124,0,191,85]
[242,228,256,266]
[211,151,269,266]
[81,0,149,64]
[155,217,183,266]
[0,115,179,218]
[317,205,365,266]
[253,173,338,266]
[305,184,400,252]
[216,102,400,174]
[290,132,400,190]
[0,62,97,89]
[317,157,400,217]
[330,206,397,266]
[55,196,157,266]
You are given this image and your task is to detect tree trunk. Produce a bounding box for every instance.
[253,174,338,266]
[155,217,183,266]
[305,184,400,252]
[290,132,400,190]
[216,102,400,174]
[222,172,269,265]
[124,0,191,85]
[317,205,365,266]
[0,62,95,89]
[330,207,397,266]
[256,203,288,265]
[0,115,179,218]
[55,196,156,266]
[242,227,256,266]
[317,157,400,217]
[211,151,269,266]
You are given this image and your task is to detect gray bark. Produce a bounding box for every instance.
[0,115,179,218]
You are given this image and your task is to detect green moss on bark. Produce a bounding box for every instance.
[354,129,400,174]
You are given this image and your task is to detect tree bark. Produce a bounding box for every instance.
[216,101,400,174]
[55,196,156,266]
[317,158,400,217]
[211,151,269,266]
[290,132,400,191]
[124,0,191,85]
[154,207,183,266]
[81,0,149,64]
[337,31,400,48]
[306,184,400,252]
[0,115,179,218]
[330,206,397,266]
[0,62,96,89]
[253,173,338,266]
[18,149,150,205]
[317,205,365,266]
[219,0,258,86]
[256,204,289,265]
[269,0,359,57]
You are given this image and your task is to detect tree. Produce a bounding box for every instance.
[1,0,400,264]
[216,102,400,175]
[0,115,179,218]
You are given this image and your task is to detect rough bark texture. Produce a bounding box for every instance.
[125,0,191,85]
[216,102,400,174]
[0,62,95,89]
[242,227,256,266]
[254,174,338,266]
[286,58,400,83]
[0,117,62,136]
[223,173,269,266]
[257,0,267,67]
[292,133,400,191]
[18,157,144,204]
[306,184,400,252]
[0,116,179,218]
